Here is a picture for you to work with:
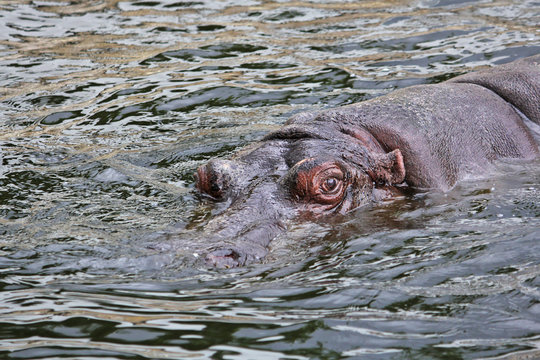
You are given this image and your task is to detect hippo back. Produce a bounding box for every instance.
[449,54,540,125]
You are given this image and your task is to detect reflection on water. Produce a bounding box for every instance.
[1,0,540,359]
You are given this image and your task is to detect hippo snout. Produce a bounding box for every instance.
[205,248,245,268]
[192,150,297,267]
[202,219,286,268]
[205,242,268,268]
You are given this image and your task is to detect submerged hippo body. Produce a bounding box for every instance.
[194,55,540,268]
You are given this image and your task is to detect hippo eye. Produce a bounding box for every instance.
[289,159,347,209]
[313,168,344,204]
[321,177,339,194]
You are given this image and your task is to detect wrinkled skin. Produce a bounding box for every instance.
[193,55,540,268]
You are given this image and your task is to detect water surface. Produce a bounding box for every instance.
[1,0,540,359]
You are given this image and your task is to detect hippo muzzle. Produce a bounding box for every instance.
[198,176,292,268]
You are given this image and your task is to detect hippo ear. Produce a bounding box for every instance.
[371,149,406,185]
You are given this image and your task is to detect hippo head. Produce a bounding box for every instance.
[194,114,406,268]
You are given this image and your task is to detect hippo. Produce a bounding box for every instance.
[193,54,540,268]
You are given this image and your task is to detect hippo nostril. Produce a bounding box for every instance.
[195,162,229,200]
[210,182,221,194]
[205,248,243,268]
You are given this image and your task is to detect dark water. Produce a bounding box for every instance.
[1,0,540,359]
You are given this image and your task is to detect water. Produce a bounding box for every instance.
[1,0,540,359]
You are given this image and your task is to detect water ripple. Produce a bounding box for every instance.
[1,0,540,358]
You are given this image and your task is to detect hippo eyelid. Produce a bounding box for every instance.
[263,126,326,141]
[292,157,316,168]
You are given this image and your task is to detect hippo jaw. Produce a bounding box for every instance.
[194,125,407,268]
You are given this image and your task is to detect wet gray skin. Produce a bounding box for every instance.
[195,54,540,268]
[196,128,401,267]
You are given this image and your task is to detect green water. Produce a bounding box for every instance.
[1,0,540,359]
